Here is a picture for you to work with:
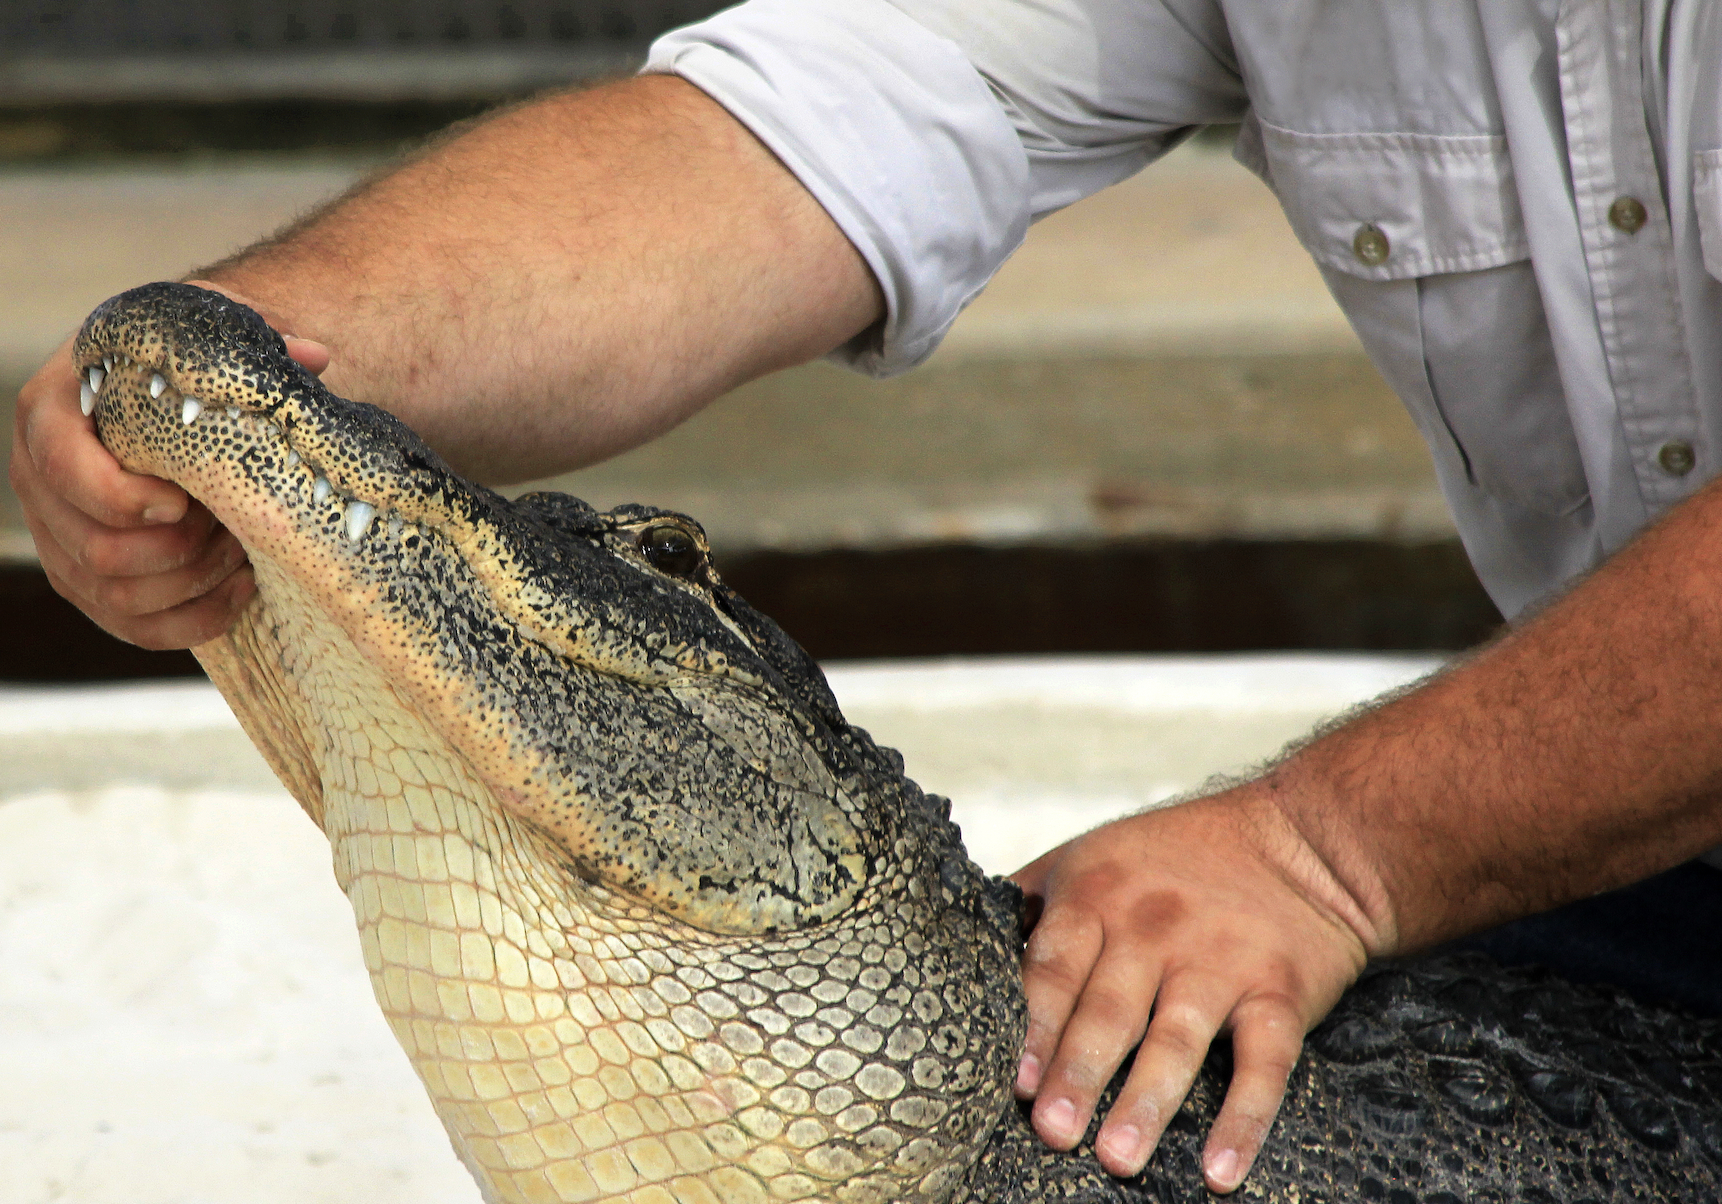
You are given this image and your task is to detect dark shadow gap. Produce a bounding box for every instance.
[0,539,1501,683]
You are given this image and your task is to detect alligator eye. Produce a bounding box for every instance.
[640,524,702,578]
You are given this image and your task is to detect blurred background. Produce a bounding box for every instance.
[0,6,1491,1201]
[0,0,1499,682]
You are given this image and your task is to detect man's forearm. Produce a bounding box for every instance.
[1264,477,1722,955]
[199,73,882,483]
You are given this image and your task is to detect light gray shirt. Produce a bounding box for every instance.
[645,0,1722,621]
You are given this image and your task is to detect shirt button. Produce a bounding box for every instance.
[1353,223,1390,266]
[1658,440,1696,476]
[1609,196,1648,234]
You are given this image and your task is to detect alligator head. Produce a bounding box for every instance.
[78,282,1026,1204]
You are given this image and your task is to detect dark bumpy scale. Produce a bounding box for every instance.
[967,955,1722,1203]
[80,285,1722,1203]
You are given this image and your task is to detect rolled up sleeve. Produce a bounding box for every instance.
[646,0,1032,375]
[645,0,1246,374]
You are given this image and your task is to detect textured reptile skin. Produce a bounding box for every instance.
[79,283,1722,1203]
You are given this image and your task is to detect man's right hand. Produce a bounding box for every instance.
[10,311,328,649]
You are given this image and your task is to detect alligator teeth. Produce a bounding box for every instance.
[343,500,376,543]
[313,477,331,503]
[286,450,301,468]
[148,373,166,399]
[102,355,112,372]
[227,406,240,419]
[88,366,105,392]
[79,382,95,416]
[180,397,202,424]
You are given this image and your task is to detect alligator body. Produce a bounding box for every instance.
[78,283,1722,1203]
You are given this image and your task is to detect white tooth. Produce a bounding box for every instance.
[102,355,112,372]
[88,367,104,392]
[388,515,404,538]
[286,450,301,468]
[227,406,240,419]
[148,374,166,398]
[344,500,376,543]
[180,397,202,424]
[313,477,331,503]
[79,382,95,416]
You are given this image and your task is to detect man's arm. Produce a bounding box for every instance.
[9,73,882,648]
[1012,476,1722,1192]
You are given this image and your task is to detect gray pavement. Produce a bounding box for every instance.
[1,141,1448,563]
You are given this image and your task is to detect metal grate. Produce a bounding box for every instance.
[0,0,725,53]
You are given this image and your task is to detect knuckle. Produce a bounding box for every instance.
[1235,992,1303,1035]
[76,535,132,578]
[90,575,148,617]
[39,564,89,610]
[1145,1009,1216,1060]
[7,445,30,495]
[1023,957,1090,998]
[1023,922,1098,983]
[1072,982,1152,1032]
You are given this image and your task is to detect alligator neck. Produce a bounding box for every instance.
[208,557,1015,1204]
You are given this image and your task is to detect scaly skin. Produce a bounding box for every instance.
[80,283,1021,1204]
[77,284,1722,1204]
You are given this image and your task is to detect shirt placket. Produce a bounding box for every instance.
[1557,0,1701,515]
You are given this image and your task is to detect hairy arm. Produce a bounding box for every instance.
[1012,477,1722,1191]
[11,74,882,646]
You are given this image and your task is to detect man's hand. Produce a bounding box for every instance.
[10,284,328,648]
[1010,789,1378,1193]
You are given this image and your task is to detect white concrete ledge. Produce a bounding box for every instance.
[0,654,1440,1200]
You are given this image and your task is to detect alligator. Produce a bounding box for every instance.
[77,282,1722,1204]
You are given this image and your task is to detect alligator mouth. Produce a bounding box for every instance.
[78,345,396,546]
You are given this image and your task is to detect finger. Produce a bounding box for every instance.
[17,360,190,528]
[27,472,219,580]
[1092,975,1230,1175]
[1200,993,1302,1194]
[1016,898,1105,1102]
[1030,950,1161,1152]
[39,515,248,622]
[285,335,331,375]
[181,278,330,375]
[44,557,256,650]
[1010,845,1060,899]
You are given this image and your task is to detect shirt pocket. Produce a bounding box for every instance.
[1694,149,1722,280]
[1248,118,1589,517]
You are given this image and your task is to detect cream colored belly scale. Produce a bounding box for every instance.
[242,557,981,1204]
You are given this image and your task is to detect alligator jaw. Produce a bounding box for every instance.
[80,282,874,939]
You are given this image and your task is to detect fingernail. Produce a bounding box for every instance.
[1099,1123,1142,1167]
[1015,1053,1042,1095]
[1207,1147,1240,1190]
[142,504,178,524]
[1040,1097,1078,1143]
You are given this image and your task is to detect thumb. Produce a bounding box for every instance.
[180,278,331,376]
